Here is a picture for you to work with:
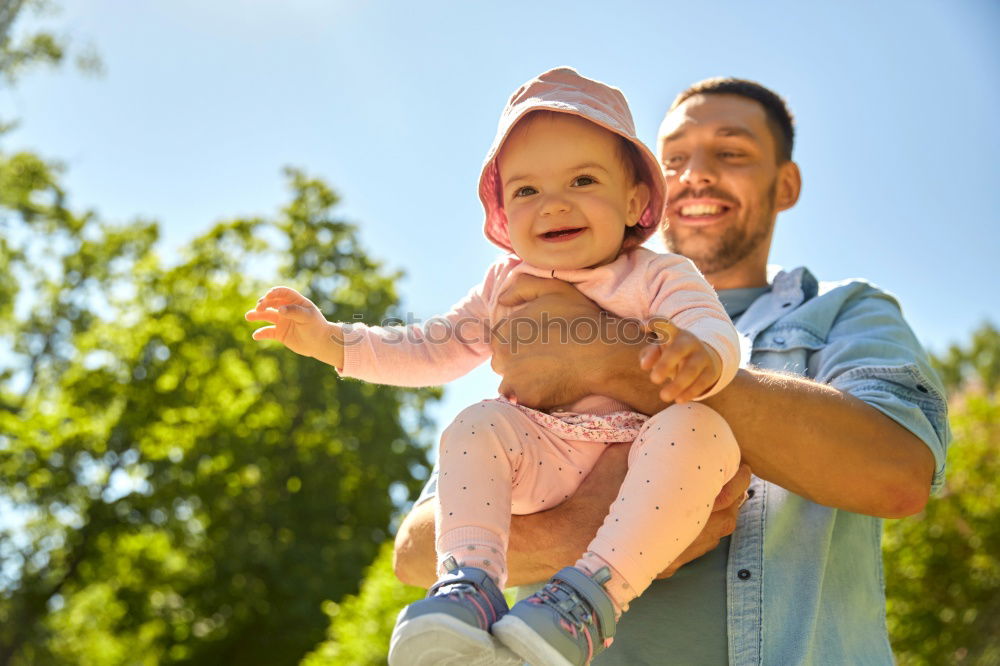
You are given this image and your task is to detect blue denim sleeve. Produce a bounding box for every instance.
[809,284,951,493]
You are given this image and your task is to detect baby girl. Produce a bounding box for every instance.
[247,67,741,666]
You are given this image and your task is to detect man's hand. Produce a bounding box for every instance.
[492,275,600,409]
[656,463,751,578]
[640,320,722,404]
[492,274,646,410]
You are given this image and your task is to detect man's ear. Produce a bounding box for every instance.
[775,161,802,213]
[627,182,652,226]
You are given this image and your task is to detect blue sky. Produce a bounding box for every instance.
[3,0,998,441]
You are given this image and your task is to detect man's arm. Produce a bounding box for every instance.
[707,370,934,517]
[394,445,751,588]
[397,276,940,586]
[394,496,599,589]
[495,275,937,518]
[624,364,933,518]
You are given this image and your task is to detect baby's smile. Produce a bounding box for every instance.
[539,227,586,241]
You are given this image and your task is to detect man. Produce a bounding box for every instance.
[394,78,949,664]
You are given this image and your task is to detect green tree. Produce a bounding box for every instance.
[930,322,1000,399]
[1,4,436,662]
[301,540,424,666]
[0,0,100,113]
[884,322,1000,665]
[0,0,63,84]
[0,155,438,664]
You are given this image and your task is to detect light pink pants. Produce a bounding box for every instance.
[435,399,740,604]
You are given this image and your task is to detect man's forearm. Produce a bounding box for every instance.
[393,499,596,589]
[393,501,437,588]
[703,369,934,517]
[601,357,935,518]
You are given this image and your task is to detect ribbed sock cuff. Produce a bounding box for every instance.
[437,526,507,589]
[576,551,633,617]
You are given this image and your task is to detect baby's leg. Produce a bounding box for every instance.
[577,403,740,613]
[436,400,605,590]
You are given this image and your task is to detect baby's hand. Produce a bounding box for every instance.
[639,320,721,404]
[245,286,336,360]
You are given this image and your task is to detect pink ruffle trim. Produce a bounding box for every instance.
[493,396,648,442]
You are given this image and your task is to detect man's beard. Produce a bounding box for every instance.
[664,180,777,275]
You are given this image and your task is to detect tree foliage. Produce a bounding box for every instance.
[301,540,424,666]
[884,322,1000,665]
[930,322,1000,399]
[0,5,438,662]
[0,0,100,89]
[0,1,61,81]
[0,153,438,664]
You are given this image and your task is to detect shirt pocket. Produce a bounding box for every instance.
[750,326,825,375]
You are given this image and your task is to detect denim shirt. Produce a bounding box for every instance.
[727,266,949,666]
[413,265,950,665]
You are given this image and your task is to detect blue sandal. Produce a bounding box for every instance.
[388,557,522,665]
[492,566,617,666]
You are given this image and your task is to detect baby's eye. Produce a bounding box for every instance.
[514,186,537,198]
[572,175,597,187]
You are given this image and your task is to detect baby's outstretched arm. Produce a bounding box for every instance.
[245,286,345,368]
[639,319,722,405]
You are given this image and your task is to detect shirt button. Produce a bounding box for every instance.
[738,569,752,580]
[774,337,785,345]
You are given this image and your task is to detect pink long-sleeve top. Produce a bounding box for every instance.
[338,247,740,402]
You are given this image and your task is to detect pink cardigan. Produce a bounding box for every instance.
[338,247,740,400]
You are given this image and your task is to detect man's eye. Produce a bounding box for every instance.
[663,155,685,167]
[720,151,745,159]
[514,186,537,197]
[572,175,596,186]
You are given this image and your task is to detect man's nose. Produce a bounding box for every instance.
[679,151,717,187]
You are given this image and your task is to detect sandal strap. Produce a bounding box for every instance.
[427,559,508,623]
[540,567,617,642]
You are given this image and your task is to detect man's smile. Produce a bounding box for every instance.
[671,198,734,226]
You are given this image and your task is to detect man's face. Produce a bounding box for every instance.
[657,94,786,277]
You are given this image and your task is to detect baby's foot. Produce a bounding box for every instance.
[388,557,521,666]
[492,566,617,666]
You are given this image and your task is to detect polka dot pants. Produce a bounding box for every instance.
[435,399,740,603]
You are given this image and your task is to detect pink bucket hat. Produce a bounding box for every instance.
[479,66,666,253]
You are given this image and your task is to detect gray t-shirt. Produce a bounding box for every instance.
[592,539,731,664]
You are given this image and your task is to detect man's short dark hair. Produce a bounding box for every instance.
[670,78,795,162]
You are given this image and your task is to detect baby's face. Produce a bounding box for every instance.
[498,113,647,270]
